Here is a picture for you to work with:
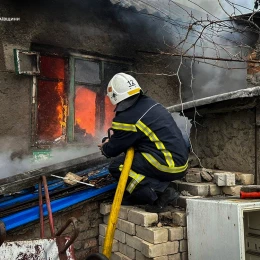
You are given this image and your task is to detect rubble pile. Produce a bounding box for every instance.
[174,168,255,208]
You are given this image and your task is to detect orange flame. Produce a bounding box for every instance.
[75,86,96,136]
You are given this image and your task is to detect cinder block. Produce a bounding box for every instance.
[100,203,111,215]
[176,195,203,208]
[169,253,181,260]
[119,242,135,259]
[128,208,158,227]
[172,211,186,226]
[136,251,168,260]
[111,252,132,260]
[103,216,135,235]
[166,226,183,241]
[99,235,119,252]
[180,240,188,252]
[99,224,126,243]
[208,183,221,195]
[119,205,135,220]
[135,251,149,260]
[125,234,144,251]
[235,172,254,185]
[158,211,172,220]
[181,252,188,260]
[103,215,109,224]
[183,227,187,239]
[214,172,235,186]
[136,225,168,244]
[222,185,242,196]
[174,181,210,196]
[141,240,179,258]
[117,218,136,235]
[185,171,202,183]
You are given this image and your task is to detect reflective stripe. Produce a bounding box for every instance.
[136,120,175,167]
[112,122,137,132]
[128,88,141,96]
[119,165,145,193]
[142,152,188,173]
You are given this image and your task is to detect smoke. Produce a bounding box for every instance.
[0,139,100,180]
[174,0,254,17]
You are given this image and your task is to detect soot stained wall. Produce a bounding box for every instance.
[0,0,180,153]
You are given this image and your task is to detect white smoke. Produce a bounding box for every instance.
[173,0,254,17]
[0,142,100,180]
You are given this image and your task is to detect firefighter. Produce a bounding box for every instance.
[98,73,189,212]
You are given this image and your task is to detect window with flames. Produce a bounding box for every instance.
[35,55,129,146]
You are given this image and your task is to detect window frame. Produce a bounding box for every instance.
[68,54,132,142]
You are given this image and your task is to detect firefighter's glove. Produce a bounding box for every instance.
[98,138,110,158]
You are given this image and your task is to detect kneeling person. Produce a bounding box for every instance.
[99,73,189,212]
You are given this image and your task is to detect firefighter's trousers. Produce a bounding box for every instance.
[109,152,186,205]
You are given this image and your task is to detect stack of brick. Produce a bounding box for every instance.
[99,203,188,260]
[174,168,255,207]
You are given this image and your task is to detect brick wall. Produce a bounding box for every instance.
[99,203,188,260]
[6,198,107,260]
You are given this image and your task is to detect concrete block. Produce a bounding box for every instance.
[234,172,254,185]
[117,218,136,235]
[176,195,202,208]
[103,215,109,224]
[222,185,242,196]
[169,253,181,260]
[136,225,168,244]
[141,240,179,258]
[180,240,188,252]
[172,211,187,226]
[125,234,144,251]
[111,252,132,260]
[174,181,210,196]
[99,224,126,243]
[208,183,221,195]
[136,251,168,260]
[214,172,235,186]
[185,171,202,183]
[99,235,119,252]
[135,251,149,260]
[100,203,111,215]
[119,242,135,259]
[119,205,135,220]
[183,227,187,239]
[181,252,188,260]
[128,208,158,227]
[166,226,183,241]
[104,216,135,235]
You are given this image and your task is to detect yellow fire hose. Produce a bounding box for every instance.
[102,147,134,259]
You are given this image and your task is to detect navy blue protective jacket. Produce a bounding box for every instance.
[102,95,189,174]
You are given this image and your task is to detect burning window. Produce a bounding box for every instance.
[72,58,129,144]
[37,56,67,144]
[33,51,130,147]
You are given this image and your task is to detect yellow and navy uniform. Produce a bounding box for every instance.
[102,95,189,205]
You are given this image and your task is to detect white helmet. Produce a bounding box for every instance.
[107,73,142,105]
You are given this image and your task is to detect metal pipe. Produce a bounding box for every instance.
[102,147,134,259]
[38,180,44,238]
[42,176,55,238]
[51,174,95,187]
[167,86,260,113]
[1,183,116,231]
